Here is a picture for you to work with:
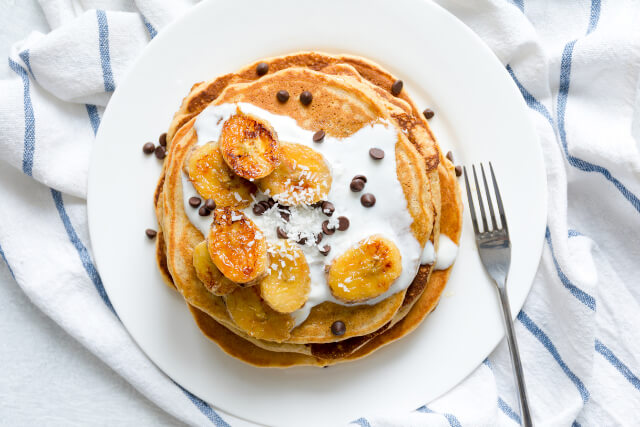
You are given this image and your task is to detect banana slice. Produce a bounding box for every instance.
[225,286,294,342]
[207,207,268,284]
[327,235,402,303]
[186,142,255,209]
[257,142,331,205]
[259,241,311,313]
[192,241,238,296]
[219,113,281,180]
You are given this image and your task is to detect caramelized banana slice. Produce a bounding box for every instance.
[186,142,255,208]
[219,113,280,180]
[193,241,238,296]
[327,235,402,303]
[259,242,311,313]
[258,142,331,205]
[225,286,294,342]
[207,208,267,283]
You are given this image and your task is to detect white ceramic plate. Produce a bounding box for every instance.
[88,0,546,425]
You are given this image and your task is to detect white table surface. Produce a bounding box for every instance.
[0,1,180,425]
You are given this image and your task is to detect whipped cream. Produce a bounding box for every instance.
[183,103,426,326]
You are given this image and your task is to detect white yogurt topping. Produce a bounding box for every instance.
[183,102,427,326]
[419,236,459,271]
[435,235,458,270]
[420,241,436,265]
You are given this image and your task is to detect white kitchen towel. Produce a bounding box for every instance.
[1,0,639,426]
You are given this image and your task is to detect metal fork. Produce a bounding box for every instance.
[463,163,533,427]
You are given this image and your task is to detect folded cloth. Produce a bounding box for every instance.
[1,0,639,425]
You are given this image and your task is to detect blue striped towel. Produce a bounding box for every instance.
[1,0,639,425]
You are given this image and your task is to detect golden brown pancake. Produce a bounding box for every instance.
[187,152,462,366]
[152,52,463,366]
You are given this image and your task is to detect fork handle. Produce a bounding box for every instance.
[497,285,533,427]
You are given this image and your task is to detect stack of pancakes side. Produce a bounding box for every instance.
[153,52,463,367]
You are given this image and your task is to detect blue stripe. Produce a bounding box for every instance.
[85,104,101,135]
[50,189,116,314]
[586,0,601,35]
[174,382,230,426]
[8,58,36,176]
[517,311,589,402]
[0,243,15,279]
[19,50,35,79]
[498,397,522,425]
[417,405,462,427]
[510,0,524,12]
[96,10,115,92]
[141,14,158,39]
[506,64,554,126]
[568,229,582,238]
[555,1,640,214]
[595,339,640,391]
[545,228,596,310]
[482,359,522,424]
[351,417,372,427]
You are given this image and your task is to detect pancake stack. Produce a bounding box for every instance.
[153,52,463,367]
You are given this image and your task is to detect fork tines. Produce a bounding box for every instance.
[463,162,508,235]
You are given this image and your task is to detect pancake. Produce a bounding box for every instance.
[187,152,462,366]
[152,52,463,366]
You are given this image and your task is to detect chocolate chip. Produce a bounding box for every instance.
[350,178,365,192]
[315,233,323,244]
[319,245,332,256]
[278,204,290,222]
[256,62,269,76]
[391,79,403,96]
[145,228,157,239]
[276,90,290,103]
[455,165,462,177]
[322,220,335,235]
[204,199,216,210]
[267,198,277,208]
[321,201,335,217]
[337,216,350,231]
[154,146,166,159]
[353,174,367,183]
[361,193,376,207]
[253,203,266,216]
[259,200,271,211]
[198,206,211,216]
[311,200,324,208]
[446,151,454,163]
[188,197,201,208]
[276,227,288,239]
[158,133,167,147]
[300,91,313,106]
[297,237,307,245]
[369,148,385,160]
[331,320,346,336]
[423,108,435,119]
[313,130,325,143]
[143,142,155,154]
